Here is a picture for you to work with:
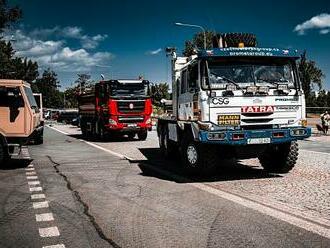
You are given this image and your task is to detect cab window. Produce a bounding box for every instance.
[0,87,24,108]
[181,70,188,94]
[188,63,198,89]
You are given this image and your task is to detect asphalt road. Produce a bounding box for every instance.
[0,125,329,248]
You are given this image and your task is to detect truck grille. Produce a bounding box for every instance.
[118,116,144,123]
[117,100,145,113]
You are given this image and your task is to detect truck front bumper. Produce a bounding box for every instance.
[199,127,311,145]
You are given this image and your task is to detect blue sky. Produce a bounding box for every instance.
[6,0,330,89]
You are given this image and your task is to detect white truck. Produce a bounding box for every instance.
[157,33,311,174]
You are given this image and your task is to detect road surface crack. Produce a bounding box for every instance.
[46,155,121,248]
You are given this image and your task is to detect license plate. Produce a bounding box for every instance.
[127,124,137,127]
[247,138,271,144]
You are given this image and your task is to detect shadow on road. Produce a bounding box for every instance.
[134,148,282,183]
[1,158,32,170]
[68,134,142,143]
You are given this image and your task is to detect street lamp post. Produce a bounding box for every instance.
[175,22,207,50]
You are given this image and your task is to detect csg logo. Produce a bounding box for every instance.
[211,97,229,105]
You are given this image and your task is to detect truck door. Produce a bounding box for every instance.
[178,64,198,120]
[0,87,26,136]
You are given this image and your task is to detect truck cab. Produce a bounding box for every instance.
[79,79,153,140]
[0,80,42,164]
[158,44,311,174]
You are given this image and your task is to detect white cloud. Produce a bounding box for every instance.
[320,29,330,34]
[294,13,330,35]
[5,29,114,72]
[147,48,162,55]
[81,34,108,49]
[21,26,108,49]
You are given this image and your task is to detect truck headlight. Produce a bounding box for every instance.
[258,86,269,94]
[277,84,288,91]
[290,129,306,136]
[246,86,257,93]
[109,119,117,125]
[226,84,236,91]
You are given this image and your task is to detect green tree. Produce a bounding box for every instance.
[151,82,170,106]
[298,51,325,105]
[0,0,22,33]
[74,73,93,94]
[183,31,215,56]
[34,69,62,108]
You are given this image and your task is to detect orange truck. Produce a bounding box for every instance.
[0,80,42,164]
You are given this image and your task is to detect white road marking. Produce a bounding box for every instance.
[43,244,65,248]
[39,226,60,237]
[82,140,133,160]
[36,213,54,222]
[33,201,49,209]
[47,125,69,135]
[28,181,40,186]
[25,167,35,171]
[26,171,37,175]
[48,126,133,160]
[27,176,38,180]
[300,149,329,155]
[31,194,46,200]
[27,164,34,168]
[29,186,43,192]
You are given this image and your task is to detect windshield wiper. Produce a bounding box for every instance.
[210,72,242,89]
[257,79,289,87]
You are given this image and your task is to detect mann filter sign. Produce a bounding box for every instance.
[218,114,240,126]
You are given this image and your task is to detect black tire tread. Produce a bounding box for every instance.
[258,141,298,173]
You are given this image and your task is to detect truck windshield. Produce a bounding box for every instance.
[207,59,296,89]
[110,83,150,97]
[24,86,39,111]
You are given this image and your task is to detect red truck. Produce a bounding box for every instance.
[78,79,152,140]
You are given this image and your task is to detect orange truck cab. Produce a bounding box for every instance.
[0,79,42,164]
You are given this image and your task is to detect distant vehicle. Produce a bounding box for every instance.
[78,79,152,140]
[0,79,42,164]
[71,116,80,127]
[157,33,311,174]
[57,110,78,124]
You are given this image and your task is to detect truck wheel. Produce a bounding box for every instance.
[180,132,217,174]
[160,128,176,158]
[0,143,9,166]
[127,133,135,140]
[97,122,107,141]
[138,130,148,141]
[35,129,44,145]
[258,141,298,173]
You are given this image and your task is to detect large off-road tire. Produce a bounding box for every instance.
[35,129,44,145]
[0,143,9,166]
[222,33,257,48]
[180,132,218,174]
[258,141,298,173]
[159,127,176,158]
[127,133,136,140]
[97,122,107,141]
[138,130,148,141]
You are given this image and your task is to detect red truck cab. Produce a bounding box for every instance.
[79,79,152,140]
